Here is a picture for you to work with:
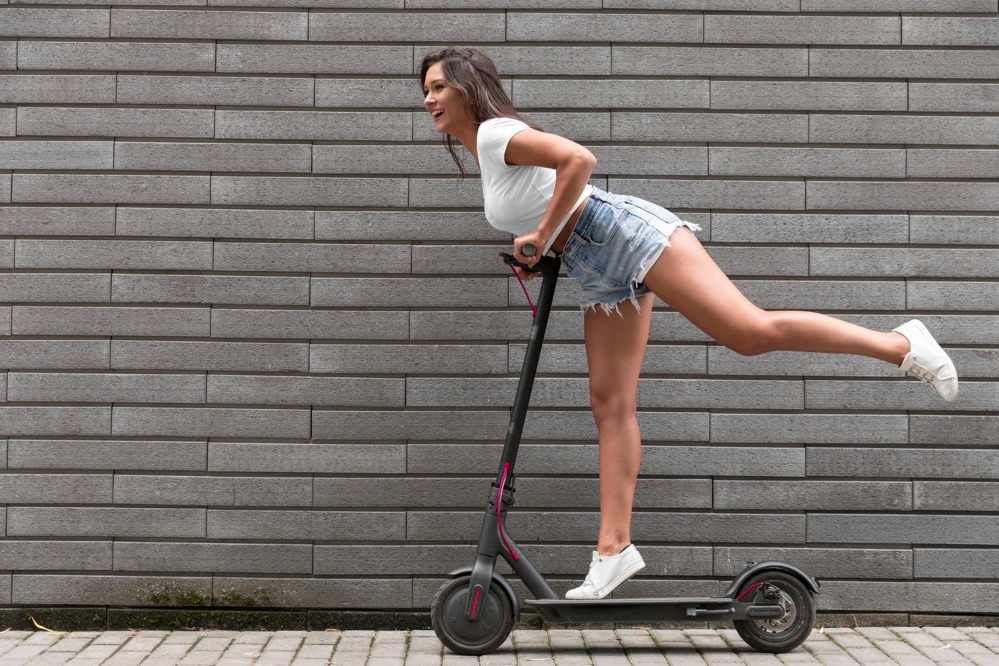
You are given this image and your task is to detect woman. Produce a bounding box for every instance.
[419,47,958,601]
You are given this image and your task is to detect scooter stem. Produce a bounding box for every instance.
[463,255,562,620]
[496,255,561,481]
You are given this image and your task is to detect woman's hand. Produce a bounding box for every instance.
[513,229,547,268]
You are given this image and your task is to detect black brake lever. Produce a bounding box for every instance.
[500,243,539,272]
[500,252,539,273]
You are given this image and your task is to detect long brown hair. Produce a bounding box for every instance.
[418,47,541,178]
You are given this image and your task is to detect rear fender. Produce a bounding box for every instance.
[722,561,821,598]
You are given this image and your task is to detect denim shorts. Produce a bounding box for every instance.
[560,187,701,315]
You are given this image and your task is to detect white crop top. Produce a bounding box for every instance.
[477,117,592,255]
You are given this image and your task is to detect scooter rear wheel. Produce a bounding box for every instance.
[733,571,815,653]
[431,575,514,656]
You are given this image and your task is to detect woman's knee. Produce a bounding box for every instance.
[719,314,779,357]
[589,385,637,426]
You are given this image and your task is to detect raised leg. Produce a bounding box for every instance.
[641,228,910,364]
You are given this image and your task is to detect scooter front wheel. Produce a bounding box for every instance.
[733,570,815,653]
[431,575,514,656]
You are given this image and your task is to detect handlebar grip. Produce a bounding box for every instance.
[522,244,537,257]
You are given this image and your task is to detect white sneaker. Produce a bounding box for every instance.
[565,545,645,600]
[894,319,959,402]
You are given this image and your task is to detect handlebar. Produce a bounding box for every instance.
[500,252,537,273]
[500,243,539,272]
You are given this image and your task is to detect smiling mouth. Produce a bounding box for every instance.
[432,110,445,120]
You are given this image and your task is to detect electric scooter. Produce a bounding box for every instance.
[430,247,820,656]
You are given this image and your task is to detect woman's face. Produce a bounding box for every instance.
[422,62,476,135]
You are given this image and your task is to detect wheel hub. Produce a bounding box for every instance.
[442,588,500,642]
[753,584,797,634]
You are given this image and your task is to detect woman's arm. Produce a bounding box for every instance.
[503,129,596,265]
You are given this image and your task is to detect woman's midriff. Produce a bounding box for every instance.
[550,198,587,255]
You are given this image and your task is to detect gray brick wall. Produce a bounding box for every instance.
[0,1,996,621]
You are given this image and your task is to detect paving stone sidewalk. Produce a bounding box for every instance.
[0,626,997,665]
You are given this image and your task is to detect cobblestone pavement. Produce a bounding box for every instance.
[0,626,997,665]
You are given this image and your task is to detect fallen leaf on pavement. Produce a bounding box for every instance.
[29,617,75,638]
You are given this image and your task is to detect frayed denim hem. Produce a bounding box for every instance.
[581,295,643,317]
[576,218,702,318]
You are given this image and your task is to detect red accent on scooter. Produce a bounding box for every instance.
[509,264,536,318]
[498,463,519,561]
[735,582,763,601]
[471,586,481,618]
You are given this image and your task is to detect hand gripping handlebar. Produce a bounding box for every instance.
[500,243,538,272]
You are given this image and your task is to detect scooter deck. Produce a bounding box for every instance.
[524,596,782,624]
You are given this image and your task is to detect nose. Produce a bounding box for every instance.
[424,90,434,107]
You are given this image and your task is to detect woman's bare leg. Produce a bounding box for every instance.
[584,293,654,557]
[642,228,910,363]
